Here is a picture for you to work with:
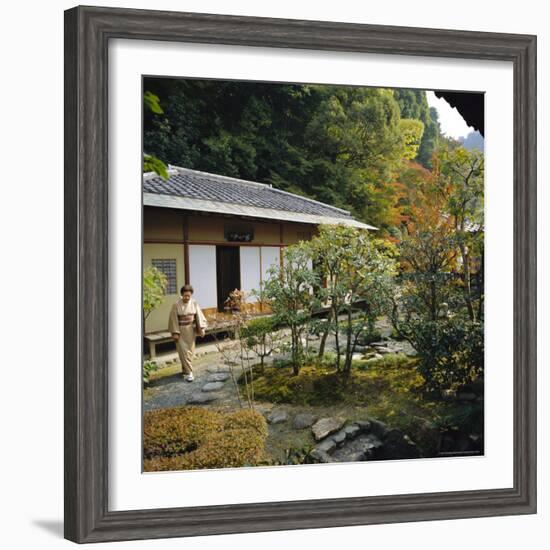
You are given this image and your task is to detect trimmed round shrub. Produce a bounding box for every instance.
[143,406,268,471]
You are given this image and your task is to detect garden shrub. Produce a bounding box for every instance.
[143,407,268,471]
[142,360,160,384]
[404,318,483,391]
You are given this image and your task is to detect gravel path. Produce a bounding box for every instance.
[143,353,244,412]
[143,318,415,413]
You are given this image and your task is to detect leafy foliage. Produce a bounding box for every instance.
[142,360,160,384]
[240,316,283,373]
[262,243,319,374]
[309,225,397,374]
[143,90,169,179]
[143,266,167,320]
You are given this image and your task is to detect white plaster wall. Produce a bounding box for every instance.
[188,245,218,309]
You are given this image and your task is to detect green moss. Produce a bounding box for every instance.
[243,354,422,407]
[241,354,480,457]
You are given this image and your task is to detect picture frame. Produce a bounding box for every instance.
[64,5,537,543]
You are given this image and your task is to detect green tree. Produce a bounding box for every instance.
[262,242,319,375]
[394,90,440,168]
[143,91,169,179]
[435,146,484,321]
[143,266,167,320]
[310,225,397,375]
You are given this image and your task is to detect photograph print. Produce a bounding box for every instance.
[141,77,485,473]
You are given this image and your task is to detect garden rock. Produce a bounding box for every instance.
[312,417,346,441]
[368,419,389,439]
[344,424,361,439]
[207,365,231,373]
[293,413,317,430]
[331,429,347,446]
[207,372,231,382]
[310,449,332,463]
[315,438,336,454]
[202,381,225,392]
[331,434,383,462]
[267,410,288,424]
[374,429,420,460]
[356,420,372,433]
[187,392,219,404]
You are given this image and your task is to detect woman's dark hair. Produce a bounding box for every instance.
[180,284,194,295]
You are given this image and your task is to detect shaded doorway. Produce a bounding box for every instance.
[216,246,241,311]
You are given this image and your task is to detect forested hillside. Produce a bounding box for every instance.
[143,79,462,235]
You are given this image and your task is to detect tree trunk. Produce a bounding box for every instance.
[333,306,341,371]
[317,309,333,360]
[291,328,300,375]
[344,307,353,375]
[460,243,476,322]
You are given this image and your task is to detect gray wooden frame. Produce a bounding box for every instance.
[64,5,537,543]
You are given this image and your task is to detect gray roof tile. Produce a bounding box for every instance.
[143,167,352,220]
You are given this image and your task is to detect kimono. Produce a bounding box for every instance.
[168,298,208,375]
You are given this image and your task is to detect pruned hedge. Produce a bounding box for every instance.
[143,406,268,471]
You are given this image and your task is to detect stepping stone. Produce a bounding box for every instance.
[315,438,336,453]
[356,420,372,433]
[202,381,225,392]
[310,449,332,463]
[312,417,346,441]
[207,365,231,373]
[344,424,360,439]
[207,373,230,382]
[293,413,317,430]
[267,410,288,424]
[187,392,219,404]
[331,434,383,463]
[332,430,347,446]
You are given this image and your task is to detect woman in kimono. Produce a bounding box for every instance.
[168,284,208,382]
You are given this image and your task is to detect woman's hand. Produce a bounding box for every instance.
[172,333,180,342]
[198,329,206,338]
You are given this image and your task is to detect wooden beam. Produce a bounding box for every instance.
[183,214,190,285]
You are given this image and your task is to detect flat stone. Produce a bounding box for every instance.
[331,434,383,463]
[187,392,219,404]
[293,413,317,430]
[344,424,360,439]
[368,419,389,439]
[267,410,288,424]
[310,449,332,463]
[312,417,346,441]
[365,354,383,363]
[352,353,365,361]
[375,347,393,355]
[202,381,225,392]
[332,430,347,446]
[315,438,336,453]
[374,429,420,460]
[356,420,372,433]
[207,373,230,382]
[207,365,231,373]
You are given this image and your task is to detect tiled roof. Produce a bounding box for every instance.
[143,166,352,220]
